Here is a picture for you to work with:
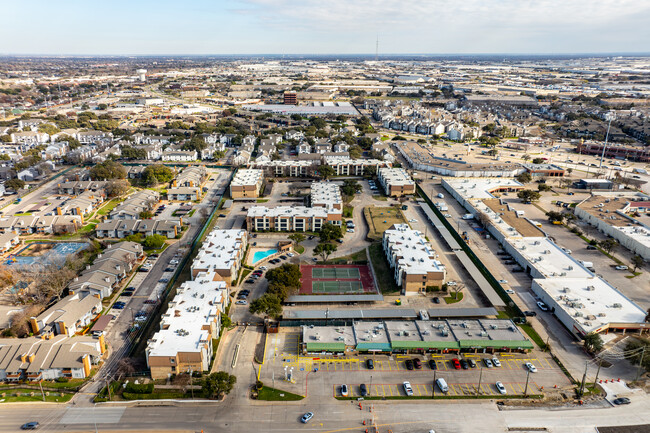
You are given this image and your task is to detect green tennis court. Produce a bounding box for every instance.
[312,267,361,279]
[312,280,363,293]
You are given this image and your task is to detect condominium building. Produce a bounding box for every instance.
[146,274,228,379]
[383,224,446,294]
[310,181,342,210]
[190,229,248,285]
[247,206,341,232]
[323,156,390,176]
[378,167,416,197]
[230,169,264,198]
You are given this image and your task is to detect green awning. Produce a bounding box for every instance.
[391,341,460,350]
[305,342,345,352]
[356,342,392,351]
[458,340,534,349]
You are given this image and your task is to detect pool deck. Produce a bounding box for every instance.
[246,245,292,266]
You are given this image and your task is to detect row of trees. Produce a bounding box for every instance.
[249,263,302,319]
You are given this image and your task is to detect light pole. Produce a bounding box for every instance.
[432,369,437,399]
[476,367,483,397]
[187,366,194,400]
[599,112,615,169]
[524,368,531,397]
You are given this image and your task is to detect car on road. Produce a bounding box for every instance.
[432,297,440,304]
[236,300,248,305]
[301,412,314,423]
[492,358,501,367]
[468,359,477,368]
[505,289,514,294]
[525,362,537,373]
[413,358,422,369]
[405,359,414,370]
[615,265,629,270]
[340,384,348,397]
[429,360,437,370]
[498,279,508,284]
[483,358,493,368]
[359,384,368,396]
[403,381,414,396]
[20,422,40,430]
[366,359,374,369]
[495,381,507,395]
[613,397,631,405]
[536,301,549,311]
[523,310,537,317]
[144,300,157,304]
[452,358,461,370]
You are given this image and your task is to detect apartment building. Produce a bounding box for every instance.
[173,165,207,188]
[190,229,248,285]
[167,187,200,201]
[310,181,342,210]
[30,293,102,337]
[230,169,264,199]
[251,160,317,177]
[323,156,390,176]
[378,167,416,197]
[146,274,228,379]
[383,224,446,295]
[247,206,342,232]
[109,190,159,220]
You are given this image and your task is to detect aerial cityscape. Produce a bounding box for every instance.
[0,2,649,433]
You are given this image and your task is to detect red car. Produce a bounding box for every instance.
[452,358,461,370]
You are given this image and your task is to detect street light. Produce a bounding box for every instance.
[599,112,615,169]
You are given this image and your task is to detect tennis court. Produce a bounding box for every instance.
[312,267,361,279]
[312,280,363,293]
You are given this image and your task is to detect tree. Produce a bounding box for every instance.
[37,123,60,135]
[546,211,565,224]
[202,372,237,399]
[516,172,532,183]
[538,183,552,192]
[341,179,361,197]
[139,210,154,219]
[120,146,147,160]
[348,145,362,159]
[288,233,305,246]
[631,255,645,272]
[0,134,11,143]
[105,179,130,197]
[314,242,337,261]
[38,264,77,302]
[451,283,465,300]
[143,234,166,250]
[290,114,302,121]
[116,358,136,380]
[319,222,343,242]
[364,166,377,177]
[142,164,173,185]
[522,154,530,162]
[532,157,545,164]
[89,160,126,180]
[599,238,618,254]
[317,165,335,180]
[517,189,541,203]
[5,178,25,191]
[182,135,207,152]
[249,293,283,319]
[583,333,604,353]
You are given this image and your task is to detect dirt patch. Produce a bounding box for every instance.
[19,243,54,257]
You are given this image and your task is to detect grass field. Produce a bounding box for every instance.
[365,206,407,239]
[257,386,304,401]
[368,242,399,294]
[0,389,74,403]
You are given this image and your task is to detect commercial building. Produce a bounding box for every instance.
[242,101,358,116]
[247,206,342,232]
[442,178,647,338]
[190,229,247,285]
[283,91,297,105]
[377,168,416,197]
[146,274,228,380]
[522,163,565,178]
[301,319,532,354]
[383,224,446,295]
[576,140,650,163]
[573,179,614,190]
[310,182,342,210]
[230,169,264,199]
[574,195,650,260]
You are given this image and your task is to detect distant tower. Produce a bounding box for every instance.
[375,35,379,62]
[136,69,147,83]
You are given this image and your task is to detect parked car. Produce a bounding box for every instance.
[452,358,461,370]
[403,381,414,396]
[367,359,374,370]
[460,359,469,370]
[301,412,314,423]
[428,360,437,370]
[523,310,537,317]
[492,358,501,367]
[405,359,414,370]
[21,422,40,430]
[468,359,477,368]
[505,289,514,294]
[525,362,537,373]
[359,384,368,396]
[432,297,440,304]
[498,279,508,284]
[236,300,248,305]
[495,381,507,395]
[340,384,348,397]
[615,265,629,270]
[245,279,255,284]
[483,358,493,368]
[413,358,422,369]
[280,255,288,260]
[613,397,631,405]
[537,301,549,311]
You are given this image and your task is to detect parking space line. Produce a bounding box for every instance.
[508,383,518,394]
[542,358,553,369]
[388,385,394,396]
[381,384,386,396]
[515,382,524,393]
[480,383,491,395]
[415,384,423,396]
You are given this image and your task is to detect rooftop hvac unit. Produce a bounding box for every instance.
[480,331,488,337]
[574,311,583,317]
[584,322,592,327]
[564,287,570,292]
[586,286,595,291]
[598,313,606,317]
[612,303,623,308]
[490,324,498,329]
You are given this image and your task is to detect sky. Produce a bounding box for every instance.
[1,0,649,55]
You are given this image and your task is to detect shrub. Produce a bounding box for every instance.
[56,377,69,383]
[124,382,154,394]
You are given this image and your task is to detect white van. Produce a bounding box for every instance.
[436,378,449,393]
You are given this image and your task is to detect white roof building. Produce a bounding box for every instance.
[231,169,264,189]
[191,229,247,282]
[310,182,342,210]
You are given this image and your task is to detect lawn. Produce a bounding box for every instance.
[97,198,123,216]
[365,206,407,239]
[368,242,399,293]
[257,386,304,401]
[0,389,74,403]
[343,205,354,218]
[294,245,305,254]
[327,247,367,264]
[444,293,464,304]
[518,323,548,350]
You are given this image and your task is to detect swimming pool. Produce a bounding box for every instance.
[252,249,278,264]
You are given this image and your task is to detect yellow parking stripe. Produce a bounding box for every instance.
[515,382,524,393]
[415,384,423,396]
[381,384,386,396]
[389,385,394,396]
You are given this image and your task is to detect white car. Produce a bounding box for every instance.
[495,381,507,395]
[505,289,515,294]
[287,253,294,257]
[525,362,537,373]
[447,281,457,286]
[444,214,452,218]
[498,279,508,284]
[236,300,247,305]
[483,358,493,368]
[409,219,418,223]
[492,357,501,367]
[403,381,414,396]
[537,301,549,312]
[340,384,349,397]
[615,265,628,270]
[259,266,268,270]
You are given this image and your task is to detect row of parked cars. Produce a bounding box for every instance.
[365,357,538,372]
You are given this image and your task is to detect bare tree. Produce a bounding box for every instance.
[451,283,465,300]
[37,263,77,302]
[116,358,137,379]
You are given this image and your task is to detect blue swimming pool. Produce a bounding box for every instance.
[252,249,278,264]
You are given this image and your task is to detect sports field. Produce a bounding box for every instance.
[365,206,407,238]
[299,264,378,295]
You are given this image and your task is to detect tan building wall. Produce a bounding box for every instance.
[388,184,416,197]
[230,184,259,198]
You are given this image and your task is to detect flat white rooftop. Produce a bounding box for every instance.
[384,224,445,275]
[613,225,650,248]
[231,169,263,187]
[247,205,340,218]
[444,178,524,200]
[192,229,246,272]
[509,237,593,279]
[311,182,342,208]
[533,277,647,334]
[379,167,415,187]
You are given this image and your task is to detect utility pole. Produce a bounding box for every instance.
[593,358,603,387]
[599,113,614,168]
[476,367,483,397]
[635,345,647,382]
[369,375,373,397]
[105,376,112,401]
[523,368,531,397]
[39,380,45,402]
[579,361,588,397]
